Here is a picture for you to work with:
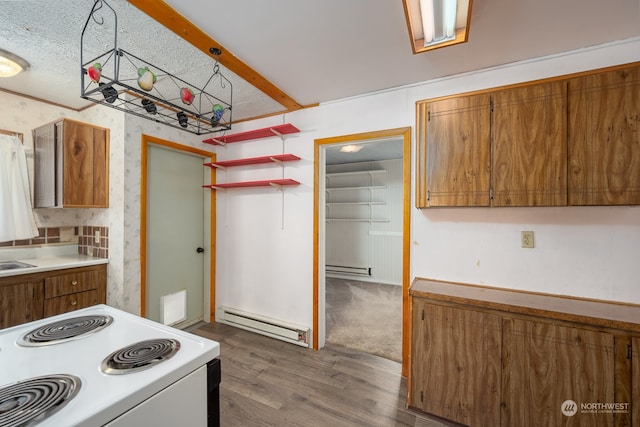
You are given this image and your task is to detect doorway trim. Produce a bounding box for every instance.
[140,134,216,321]
[313,127,411,376]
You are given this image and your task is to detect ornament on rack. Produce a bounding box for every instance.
[211,104,224,126]
[87,63,102,83]
[137,67,156,91]
[180,87,195,105]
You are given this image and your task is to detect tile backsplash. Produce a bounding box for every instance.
[0,225,109,258]
[78,226,109,258]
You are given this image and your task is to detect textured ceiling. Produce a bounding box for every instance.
[0,0,639,127]
[0,0,285,121]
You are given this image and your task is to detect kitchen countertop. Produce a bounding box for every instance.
[0,244,108,278]
[411,277,640,333]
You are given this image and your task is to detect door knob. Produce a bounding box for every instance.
[196,247,205,253]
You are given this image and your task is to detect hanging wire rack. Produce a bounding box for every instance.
[80,0,232,135]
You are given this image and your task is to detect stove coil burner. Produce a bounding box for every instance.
[101,338,181,375]
[0,374,81,427]
[18,315,113,347]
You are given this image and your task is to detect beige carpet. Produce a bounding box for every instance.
[325,278,402,362]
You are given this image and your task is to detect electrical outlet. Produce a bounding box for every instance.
[521,231,534,248]
[94,230,101,244]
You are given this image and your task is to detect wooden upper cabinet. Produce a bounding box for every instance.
[417,94,491,207]
[492,82,568,206]
[62,120,109,207]
[568,65,640,205]
[33,119,109,208]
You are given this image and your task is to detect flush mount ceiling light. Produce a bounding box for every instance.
[340,145,364,153]
[0,48,30,78]
[80,0,232,135]
[402,0,473,54]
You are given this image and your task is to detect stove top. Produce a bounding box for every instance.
[0,374,80,427]
[101,338,181,375]
[17,314,113,347]
[0,305,219,426]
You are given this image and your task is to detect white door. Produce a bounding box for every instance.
[146,144,205,326]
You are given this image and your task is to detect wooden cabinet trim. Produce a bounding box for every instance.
[411,278,640,334]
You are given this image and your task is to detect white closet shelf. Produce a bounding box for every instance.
[326,169,386,177]
[325,218,390,222]
[326,201,386,206]
[326,185,387,191]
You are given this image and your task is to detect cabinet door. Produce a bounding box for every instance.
[410,300,501,426]
[502,319,615,427]
[62,120,109,207]
[417,94,491,207]
[492,81,567,206]
[0,282,41,328]
[568,65,640,205]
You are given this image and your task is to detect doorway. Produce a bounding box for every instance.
[141,135,216,328]
[313,127,411,376]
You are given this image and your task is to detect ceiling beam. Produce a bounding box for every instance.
[128,0,304,112]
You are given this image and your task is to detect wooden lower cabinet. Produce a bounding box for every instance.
[0,279,44,329]
[410,300,502,426]
[409,279,640,427]
[502,319,616,427]
[0,264,106,327]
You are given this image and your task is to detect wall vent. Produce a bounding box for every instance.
[161,290,186,326]
[219,306,309,347]
[326,264,372,277]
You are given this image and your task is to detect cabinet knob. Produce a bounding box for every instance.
[70,300,77,306]
[71,280,78,286]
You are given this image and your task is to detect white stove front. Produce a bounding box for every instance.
[0,304,220,426]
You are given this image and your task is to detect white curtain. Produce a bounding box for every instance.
[0,134,39,242]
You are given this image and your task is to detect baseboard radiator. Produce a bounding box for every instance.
[219,306,309,348]
[326,264,372,277]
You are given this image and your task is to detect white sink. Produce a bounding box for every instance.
[0,260,36,271]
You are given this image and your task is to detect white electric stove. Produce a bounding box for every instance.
[0,304,220,427]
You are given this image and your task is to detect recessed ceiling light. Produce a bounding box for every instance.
[0,48,30,77]
[340,145,363,153]
[402,0,472,54]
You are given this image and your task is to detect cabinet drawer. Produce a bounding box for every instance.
[44,290,99,317]
[44,270,100,298]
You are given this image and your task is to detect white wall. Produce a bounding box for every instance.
[216,38,640,335]
[2,37,639,332]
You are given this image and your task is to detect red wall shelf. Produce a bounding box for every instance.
[204,154,300,168]
[202,123,299,146]
[203,179,300,189]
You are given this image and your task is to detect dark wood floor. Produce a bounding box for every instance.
[190,322,459,427]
